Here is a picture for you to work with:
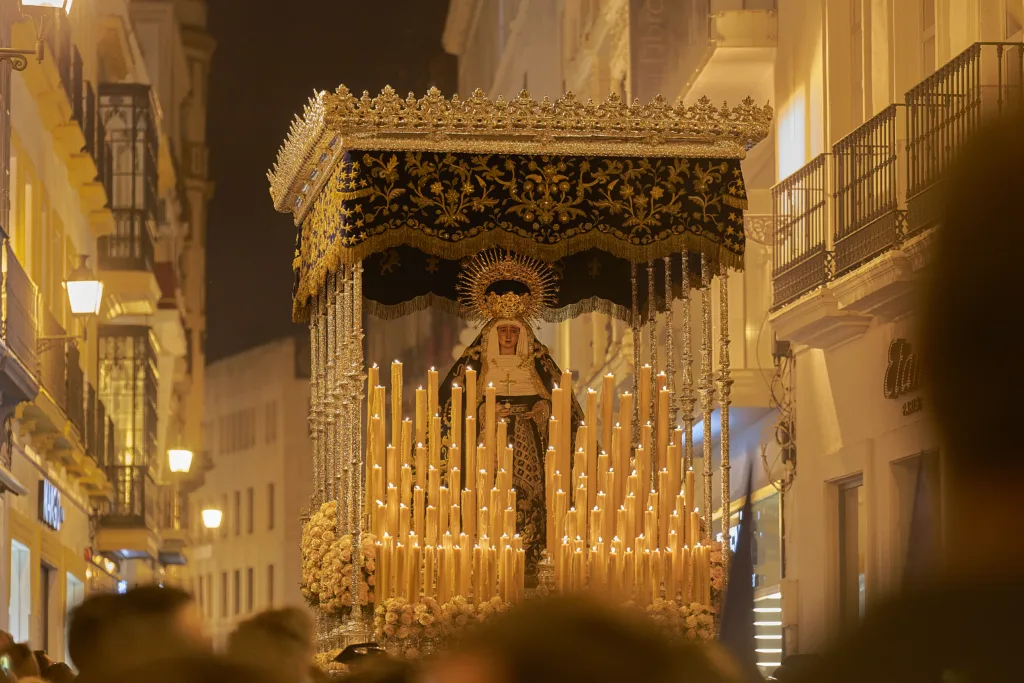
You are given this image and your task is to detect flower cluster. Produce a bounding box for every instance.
[645,599,716,642]
[312,650,343,674]
[373,597,443,659]
[437,595,510,641]
[300,501,377,615]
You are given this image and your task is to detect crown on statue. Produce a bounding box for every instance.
[457,249,558,324]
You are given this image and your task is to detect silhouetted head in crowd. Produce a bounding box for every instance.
[227,608,314,683]
[69,585,207,680]
[341,657,416,683]
[922,112,1024,576]
[117,654,279,683]
[427,596,741,683]
[4,643,41,679]
[41,662,76,683]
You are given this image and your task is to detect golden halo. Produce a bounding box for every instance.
[457,249,559,324]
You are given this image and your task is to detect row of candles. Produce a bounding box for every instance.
[361,360,713,608]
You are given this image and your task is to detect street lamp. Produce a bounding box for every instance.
[0,1,75,71]
[38,255,103,353]
[201,508,223,530]
[168,449,193,474]
[64,255,103,316]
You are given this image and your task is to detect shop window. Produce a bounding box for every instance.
[838,476,866,630]
[40,563,54,653]
[65,573,85,667]
[8,541,30,642]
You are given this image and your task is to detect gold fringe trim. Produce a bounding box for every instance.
[292,228,745,321]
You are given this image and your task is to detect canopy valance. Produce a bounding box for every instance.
[269,87,772,322]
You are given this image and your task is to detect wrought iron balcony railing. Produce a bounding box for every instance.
[66,345,84,436]
[906,42,1024,235]
[771,154,829,308]
[833,104,908,277]
[1,241,37,372]
[105,465,157,529]
[98,209,155,271]
[38,309,67,409]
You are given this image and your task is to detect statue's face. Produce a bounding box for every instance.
[497,324,520,355]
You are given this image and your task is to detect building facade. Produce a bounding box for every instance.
[188,337,312,648]
[0,0,212,658]
[443,0,1016,668]
[767,0,1018,657]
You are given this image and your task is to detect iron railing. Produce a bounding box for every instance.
[771,154,830,308]
[98,209,155,271]
[66,345,85,436]
[82,82,96,158]
[1,241,37,371]
[97,326,158,469]
[906,42,1024,234]
[833,105,907,277]
[38,310,67,409]
[70,47,83,124]
[105,465,156,527]
[106,416,115,470]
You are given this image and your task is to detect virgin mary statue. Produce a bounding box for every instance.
[438,250,584,586]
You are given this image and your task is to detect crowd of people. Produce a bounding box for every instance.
[0,109,1020,683]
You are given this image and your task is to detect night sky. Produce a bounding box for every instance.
[205,1,454,362]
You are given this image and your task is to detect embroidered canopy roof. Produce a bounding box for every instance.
[270,87,772,322]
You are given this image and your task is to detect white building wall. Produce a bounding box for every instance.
[188,338,312,648]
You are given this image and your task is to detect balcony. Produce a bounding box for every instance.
[159,486,190,565]
[906,42,1024,234]
[771,154,828,308]
[97,84,161,319]
[95,465,160,561]
[768,44,1024,347]
[0,241,39,404]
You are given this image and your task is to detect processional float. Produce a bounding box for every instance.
[268,86,771,663]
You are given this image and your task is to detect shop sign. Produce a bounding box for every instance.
[38,479,65,531]
[884,338,923,415]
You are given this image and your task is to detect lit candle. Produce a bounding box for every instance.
[690,508,701,547]
[585,389,598,512]
[428,367,439,426]
[451,383,464,455]
[639,364,652,427]
[400,464,413,509]
[439,487,450,537]
[415,443,427,491]
[560,371,573,475]
[413,486,425,540]
[601,374,615,463]
[485,383,497,457]
[401,418,413,467]
[408,542,421,600]
[619,393,633,471]
[462,488,476,542]
[430,415,442,471]
[465,417,477,485]
[415,386,427,448]
[656,380,669,471]
[423,544,436,599]
[466,368,478,420]
[426,505,438,547]
[391,361,403,453]
[386,445,399,488]
[399,503,410,541]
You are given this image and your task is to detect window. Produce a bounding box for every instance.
[233,570,241,615]
[247,487,254,534]
[838,477,866,631]
[221,572,228,618]
[8,541,30,642]
[206,573,213,618]
[221,494,229,538]
[894,452,942,583]
[265,401,278,444]
[921,0,936,75]
[268,483,275,531]
[41,563,53,652]
[197,574,204,610]
[246,567,254,613]
[234,491,241,536]
[267,565,275,607]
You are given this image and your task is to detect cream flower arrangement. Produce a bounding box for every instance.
[300,501,377,616]
[709,541,726,613]
[437,595,510,642]
[644,599,716,642]
[374,596,443,659]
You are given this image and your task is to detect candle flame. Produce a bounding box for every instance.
[431,367,435,372]
[453,383,459,389]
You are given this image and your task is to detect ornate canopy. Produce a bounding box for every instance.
[270,87,772,322]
